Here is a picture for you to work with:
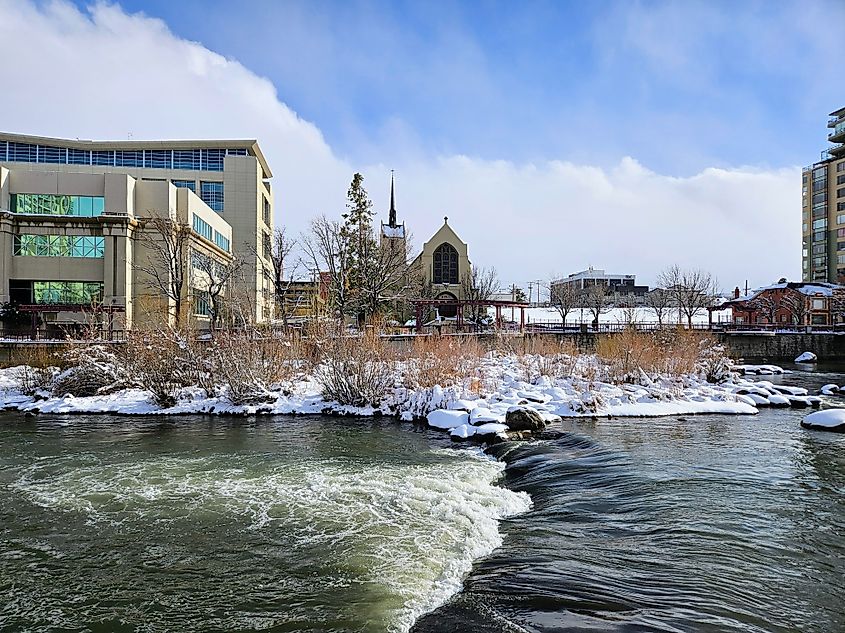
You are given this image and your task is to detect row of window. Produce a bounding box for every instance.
[0,141,248,172]
[191,214,230,252]
[192,214,213,241]
[13,235,105,258]
[172,179,224,213]
[11,193,105,217]
[32,281,103,305]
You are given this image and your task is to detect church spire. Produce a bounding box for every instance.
[388,170,397,228]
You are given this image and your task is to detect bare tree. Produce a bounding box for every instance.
[616,293,639,327]
[549,280,577,326]
[658,265,718,328]
[781,291,809,326]
[461,266,499,326]
[749,291,781,325]
[300,216,352,323]
[191,251,244,333]
[354,230,415,322]
[135,217,192,327]
[644,287,672,328]
[584,283,611,330]
[253,227,299,326]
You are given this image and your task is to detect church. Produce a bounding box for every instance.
[379,174,472,319]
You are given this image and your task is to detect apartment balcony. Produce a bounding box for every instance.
[829,127,845,143]
[829,143,845,157]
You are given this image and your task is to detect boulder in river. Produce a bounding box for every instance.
[801,409,845,433]
[505,407,546,432]
[795,351,818,363]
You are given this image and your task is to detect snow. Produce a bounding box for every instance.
[821,384,840,395]
[802,409,845,431]
[502,306,721,326]
[795,352,818,363]
[426,409,469,430]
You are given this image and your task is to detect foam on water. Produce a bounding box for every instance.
[10,447,531,632]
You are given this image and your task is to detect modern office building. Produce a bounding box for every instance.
[0,165,233,334]
[802,106,845,283]
[551,267,650,305]
[0,132,274,324]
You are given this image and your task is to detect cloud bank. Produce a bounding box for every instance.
[0,1,800,289]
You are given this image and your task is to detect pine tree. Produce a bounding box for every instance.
[341,173,377,320]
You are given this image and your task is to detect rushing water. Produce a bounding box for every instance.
[2,365,845,633]
[0,417,529,632]
[415,365,845,632]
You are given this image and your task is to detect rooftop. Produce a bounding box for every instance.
[0,131,272,178]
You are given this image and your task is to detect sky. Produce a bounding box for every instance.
[2,0,844,293]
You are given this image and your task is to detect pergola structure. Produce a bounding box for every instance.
[409,298,530,333]
[16,303,125,339]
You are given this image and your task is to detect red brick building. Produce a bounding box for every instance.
[710,281,843,327]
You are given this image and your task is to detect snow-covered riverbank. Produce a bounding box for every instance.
[0,354,795,442]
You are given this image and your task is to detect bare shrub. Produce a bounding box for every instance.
[52,343,128,397]
[12,345,60,395]
[206,331,306,404]
[113,328,200,408]
[404,335,483,389]
[316,332,396,407]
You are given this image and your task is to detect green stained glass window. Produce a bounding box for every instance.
[13,235,105,258]
[10,194,105,217]
[32,282,103,305]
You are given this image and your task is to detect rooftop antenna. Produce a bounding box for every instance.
[127,131,133,140]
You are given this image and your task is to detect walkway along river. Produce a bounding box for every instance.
[1,363,844,632]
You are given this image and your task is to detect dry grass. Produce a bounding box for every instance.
[595,327,720,384]
[403,335,484,389]
[11,345,61,395]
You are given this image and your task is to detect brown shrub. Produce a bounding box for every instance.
[404,335,483,389]
[316,331,397,407]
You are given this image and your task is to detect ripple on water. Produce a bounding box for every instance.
[3,437,530,633]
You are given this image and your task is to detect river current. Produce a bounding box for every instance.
[1,364,844,632]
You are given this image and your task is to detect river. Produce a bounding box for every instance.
[1,364,844,632]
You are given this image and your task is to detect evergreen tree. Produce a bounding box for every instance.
[341,173,378,319]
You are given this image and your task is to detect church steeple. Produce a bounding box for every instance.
[388,170,397,228]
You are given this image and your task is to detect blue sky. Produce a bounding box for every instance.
[3,1,841,287]
[98,0,843,173]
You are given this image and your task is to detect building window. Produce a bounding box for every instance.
[811,314,827,325]
[173,150,201,171]
[813,231,825,243]
[192,214,213,241]
[814,244,827,254]
[33,281,103,305]
[263,232,272,260]
[13,235,104,258]
[11,194,105,217]
[92,150,114,166]
[201,149,225,172]
[194,290,211,316]
[116,150,143,168]
[214,231,230,252]
[200,181,224,212]
[172,179,197,192]
[838,162,845,172]
[813,218,828,230]
[838,175,845,185]
[838,188,845,198]
[263,197,271,227]
[144,150,172,169]
[433,243,459,285]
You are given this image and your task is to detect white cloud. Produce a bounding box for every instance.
[0,1,800,290]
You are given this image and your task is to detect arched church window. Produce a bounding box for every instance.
[433,243,459,284]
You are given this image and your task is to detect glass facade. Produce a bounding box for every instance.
[192,214,213,241]
[14,235,105,258]
[172,179,197,192]
[194,291,211,316]
[214,231,230,252]
[33,281,103,305]
[200,181,224,212]
[11,194,105,217]
[0,140,249,172]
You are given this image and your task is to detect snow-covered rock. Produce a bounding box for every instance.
[426,409,468,430]
[473,423,510,436]
[820,384,840,395]
[767,394,791,407]
[795,351,817,363]
[801,409,845,432]
[449,424,477,440]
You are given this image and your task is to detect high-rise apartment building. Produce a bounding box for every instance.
[0,132,275,325]
[802,107,845,283]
